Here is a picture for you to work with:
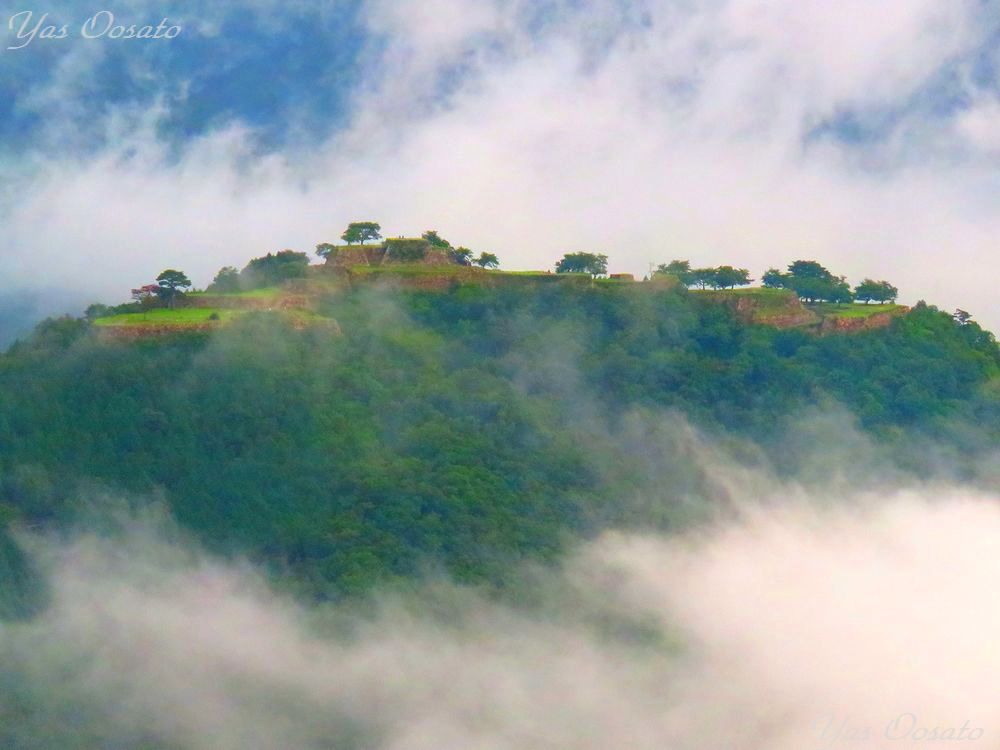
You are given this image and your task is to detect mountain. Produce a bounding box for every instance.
[0,266,997,611]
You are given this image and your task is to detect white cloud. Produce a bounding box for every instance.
[8,486,1000,748]
[2,0,999,327]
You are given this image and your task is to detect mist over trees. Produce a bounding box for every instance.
[239,250,310,289]
[0,282,996,604]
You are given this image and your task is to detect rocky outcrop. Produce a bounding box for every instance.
[818,307,909,334]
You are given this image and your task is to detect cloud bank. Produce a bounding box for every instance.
[4,485,1000,748]
[1,0,1000,329]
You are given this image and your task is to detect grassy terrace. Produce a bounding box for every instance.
[813,302,905,318]
[186,286,284,299]
[92,308,238,327]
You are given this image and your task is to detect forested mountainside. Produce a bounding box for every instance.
[0,281,997,610]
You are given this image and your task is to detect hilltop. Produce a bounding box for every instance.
[86,236,912,338]
[1,245,997,608]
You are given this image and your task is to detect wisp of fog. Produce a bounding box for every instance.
[1,478,998,750]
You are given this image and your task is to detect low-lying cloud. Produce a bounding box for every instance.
[2,0,999,330]
[4,482,999,749]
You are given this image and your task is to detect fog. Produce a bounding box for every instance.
[2,479,998,749]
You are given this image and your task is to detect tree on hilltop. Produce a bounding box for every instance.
[656,260,695,286]
[449,246,473,265]
[208,266,240,293]
[475,252,500,269]
[342,222,382,245]
[556,252,608,277]
[854,279,898,304]
[761,268,786,288]
[421,230,451,248]
[763,260,853,304]
[689,268,717,289]
[240,250,310,289]
[155,270,192,309]
[711,266,752,289]
[315,243,338,259]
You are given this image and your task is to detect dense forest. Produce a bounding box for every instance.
[0,282,998,610]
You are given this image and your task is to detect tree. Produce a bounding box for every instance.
[827,279,854,305]
[315,243,338,260]
[656,260,695,286]
[787,260,833,280]
[854,279,898,304]
[779,260,852,303]
[240,250,310,289]
[953,309,973,326]
[341,222,382,245]
[449,247,473,265]
[208,266,240,293]
[762,268,786,288]
[690,268,717,289]
[475,252,500,269]
[131,284,160,307]
[555,252,608,277]
[422,230,451,248]
[84,303,111,321]
[155,270,192,309]
[712,266,752,289]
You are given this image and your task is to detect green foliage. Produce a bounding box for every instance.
[240,250,309,289]
[155,269,192,309]
[84,303,112,320]
[449,247,473,265]
[384,238,430,262]
[667,263,751,290]
[854,279,898,304]
[342,222,382,245]
[475,252,500,269]
[656,260,694,285]
[555,252,608,276]
[208,266,240,293]
[765,260,856,303]
[710,266,752,289]
[421,230,450,248]
[0,285,997,605]
[315,243,338,259]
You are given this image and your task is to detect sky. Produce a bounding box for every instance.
[1,0,1000,332]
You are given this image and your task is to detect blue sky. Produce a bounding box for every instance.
[2,0,1000,336]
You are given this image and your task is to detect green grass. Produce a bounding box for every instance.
[812,303,905,319]
[92,307,333,330]
[187,287,283,299]
[692,287,798,308]
[92,308,240,327]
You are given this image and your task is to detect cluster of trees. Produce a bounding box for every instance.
[656,260,752,289]
[209,250,310,292]
[0,281,996,628]
[555,252,608,276]
[421,230,499,268]
[762,261,897,305]
[317,223,501,269]
[124,269,193,312]
[854,278,900,304]
[762,261,852,303]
